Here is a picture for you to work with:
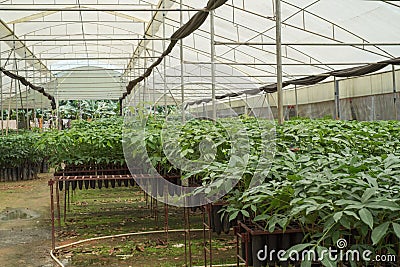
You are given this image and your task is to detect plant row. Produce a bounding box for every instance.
[0,117,125,181]
[0,132,49,181]
[128,116,400,266]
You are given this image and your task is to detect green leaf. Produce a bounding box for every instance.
[240,210,250,218]
[359,208,374,229]
[343,211,360,220]
[316,246,336,267]
[366,201,400,211]
[371,222,390,245]
[333,212,343,222]
[392,222,400,239]
[228,210,239,222]
[253,213,268,222]
[361,188,376,203]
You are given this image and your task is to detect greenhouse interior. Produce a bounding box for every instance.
[1,0,400,266]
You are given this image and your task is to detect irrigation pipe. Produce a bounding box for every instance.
[50,228,204,267]
[50,249,64,266]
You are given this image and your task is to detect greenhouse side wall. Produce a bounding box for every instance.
[196,68,400,121]
[268,93,400,121]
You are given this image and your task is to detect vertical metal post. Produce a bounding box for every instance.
[55,179,61,231]
[6,78,12,135]
[141,27,146,106]
[26,88,28,129]
[180,0,185,124]
[244,94,248,116]
[151,10,156,114]
[294,85,298,117]
[210,10,217,122]
[15,74,18,133]
[276,0,284,125]
[164,194,169,243]
[371,95,376,121]
[63,186,67,222]
[55,78,59,129]
[143,47,147,104]
[49,180,56,251]
[202,208,206,265]
[25,46,29,130]
[32,46,36,127]
[13,25,18,133]
[163,1,167,116]
[67,187,70,212]
[184,206,188,266]
[40,75,43,131]
[392,65,397,120]
[334,78,340,119]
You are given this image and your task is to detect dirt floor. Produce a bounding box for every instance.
[0,176,238,267]
[0,173,54,267]
[56,185,237,267]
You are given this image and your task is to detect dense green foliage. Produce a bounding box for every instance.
[0,117,124,171]
[58,100,119,119]
[1,115,399,265]
[225,119,400,265]
[0,132,44,168]
[129,117,400,265]
[37,117,124,167]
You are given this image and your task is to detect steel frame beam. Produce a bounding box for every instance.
[215,42,400,47]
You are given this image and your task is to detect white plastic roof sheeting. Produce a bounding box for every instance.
[0,0,400,106]
[55,66,125,100]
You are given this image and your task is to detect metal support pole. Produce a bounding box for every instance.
[184,205,192,267]
[155,199,159,229]
[163,1,167,117]
[55,79,59,129]
[144,52,147,104]
[294,85,299,117]
[63,186,67,222]
[392,65,397,120]
[15,76,18,133]
[24,47,29,130]
[210,10,217,122]
[334,78,340,120]
[371,95,376,121]
[49,180,56,251]
[6,78,12,135]
[180,0,185,124]
[13,25,18,133]
[245,94,248,116]
[276,0,284,125]
[40,81,43,131]
[151,10,156,115]
[67,187,70,212]
[55,179,61,231]
[164,195,169,243]
[184,207,188,266]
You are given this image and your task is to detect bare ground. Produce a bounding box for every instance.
[0,173,53,267]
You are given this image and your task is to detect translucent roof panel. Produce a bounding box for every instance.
[0,0,399,104]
